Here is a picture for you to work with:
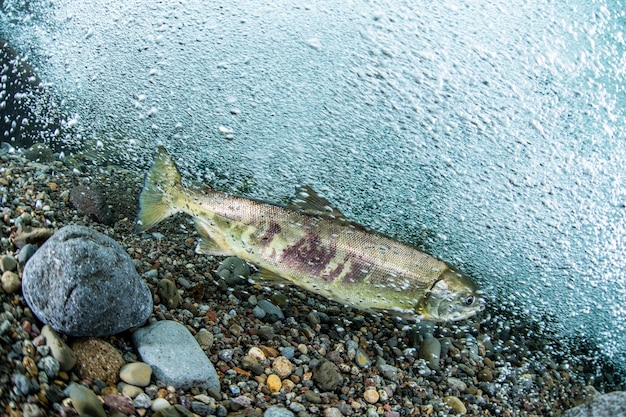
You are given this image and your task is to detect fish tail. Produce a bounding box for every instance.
[135,146,184,233]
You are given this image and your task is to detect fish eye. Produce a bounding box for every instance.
[463,295,475,306]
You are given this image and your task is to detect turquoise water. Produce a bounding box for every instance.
[1,0,625,379]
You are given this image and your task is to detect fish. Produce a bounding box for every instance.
[135,147,485,322]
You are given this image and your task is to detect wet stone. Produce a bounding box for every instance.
[444,395,467,414]
[41,325,76,371]
[0,255,18,272]
[419,336,441,371]
[18,244,38,265]
[104,394,135,416]
[66,383,107,417]
[157,278,182,309]
[217,257,250,286]
[562,391,626,417]
[22,225,152,336]
[72,338,125,385]
[132,320,220,391]
[257,299,284,323]
[263,406,295,417]
[312,360,342,391]
[1,270,20,293]
[120,362,152,387]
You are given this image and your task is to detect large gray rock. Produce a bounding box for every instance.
[22,225,152,337]
[132,320,220,391]
[563,391,626,417]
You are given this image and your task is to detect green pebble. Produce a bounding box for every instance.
[157,278,182,309]
[67,383,106,417]
[355,349,370,368]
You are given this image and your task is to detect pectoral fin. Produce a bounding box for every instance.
[194,217,230,256]
[250,267,291,285]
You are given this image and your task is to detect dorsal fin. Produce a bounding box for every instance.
[290,185,348,221]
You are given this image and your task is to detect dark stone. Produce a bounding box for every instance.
[22,225,152,337]
[257,299,284,323]
[216,257,250,286]
[312,360,342,392]
[70,185,113,225]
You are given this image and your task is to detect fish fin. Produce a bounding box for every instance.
[250,267,291,284]
[194,217,230,256]
[290,185,348,221]
[135,146,184,233]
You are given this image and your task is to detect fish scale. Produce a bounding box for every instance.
[136,147,485,322]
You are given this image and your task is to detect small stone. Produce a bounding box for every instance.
[257,299,284,323]
[364,388,380,404]
[218,348,234,362]
[38,355,60,378]
[355,349,370,368]
[119,382,145,398]
[157,278,182,309]
[1,270,21,293]
[151,397,170,412]
[248,347,266,361]
[72,338,125,385]
[444,396,467,415]
[18,244,38,265]
[120,362,152,387]
[0,255,18,272]
[379,364,399,382]
[303,390,322,403]
[192,401,214,416]
[447,377,467,392]
[104,394,135,416]
[69,185,113,225]
[272,356,293,378]
[419,336,441,371]
[263,406,295,417]
[253,306,267,320]
[217,257,250,286]
[257,325,275,340]
[267,374,282,393]
[41,325,76,371]
[134,392,153,408]
[477,368,493,382]
[132,320,220,391]
[312,360,342,391]
[194,329,214,350]
[280,346,296,360]
[66,383,107,417]
[22,404,42,417]
[324,407,343,417]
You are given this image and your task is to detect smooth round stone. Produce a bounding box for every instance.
[151,398,171,412]
[217,257,250,285]
[444,396,467,414]
[72,338,125,385]
[419,336,441,371]
[248,347,266,361]
[272,356,293,378]
[355,349,370,368]
[312,360,342,391]
[263,406,295,417]
[364,389,380,404]
[267,374,282,393]
[41,325,76,371]
[194,329,214,350]
[133,393,153,409]
[66,383,106,417]
[257,299,284,323]
[0,255,18,272]
[324,408,343,417]
[38,355,60,378]
[120,362,152,387]
[22,225,153,336]
[118,382,144,398]
[1,270,21,293]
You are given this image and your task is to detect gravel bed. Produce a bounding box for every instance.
[0,144,620,417]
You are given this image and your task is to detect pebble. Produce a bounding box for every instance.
[217,256,250,285]
[1,270,21,293]
[364,388,380,404]
[248,346,267,361]
[289,402,306,413]
[0,255,17,272]
[66,383,107,417]
[41,325,76,371]
[267,374,282,393]
[477,367,493,382]
[324,408,343,417]
[379,364,399,382]
[444,396,467,415]
[72,338,125,385]
[104,394,135,415]
[257,299,284,323]
[119,382,144,398]
[312,360,342,391]
[419,336,441,370]
[22,404,42,417]
[194,329,214,350]
[355,348,370,368]
[447,377,467,392]
[120,362,153,387]
[151,397,171,412]
[38,355,60,378]
[134,392,153,408]
[263,406,295,417]
[22,225,153,336]
[69,185,113,224]
[280,346,296,360]
[132,320,220,390]
[157,278,182,309]
[18,244,38,265]
[272,356,293,378]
